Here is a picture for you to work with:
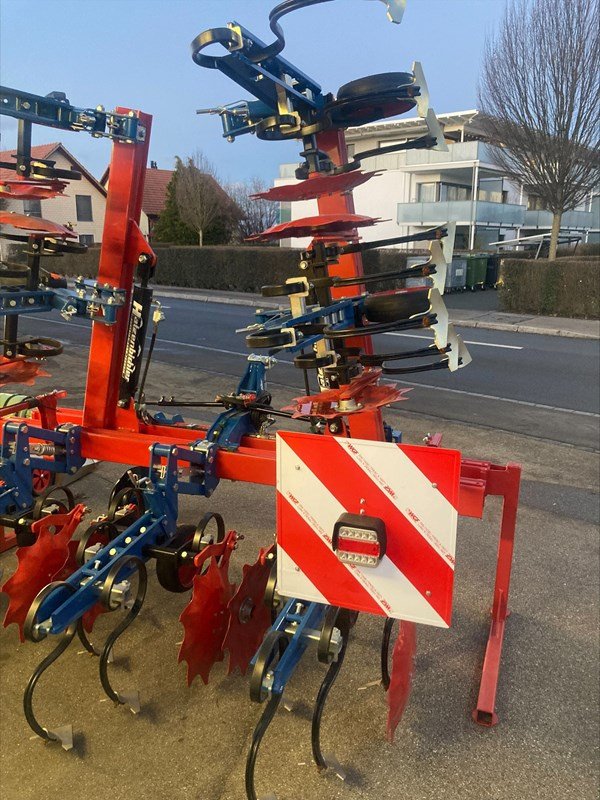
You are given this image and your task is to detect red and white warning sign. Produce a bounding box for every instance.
[276,432,461,627]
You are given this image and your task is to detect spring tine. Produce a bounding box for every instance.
[76,618,114,661]
[23,621,77,749]
[98,557,147,712]
[76,618,100,655]
[380,617,395,690]
[245,693,282,800]
[311,638,349,775]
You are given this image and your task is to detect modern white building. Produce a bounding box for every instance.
[277,110,599,250]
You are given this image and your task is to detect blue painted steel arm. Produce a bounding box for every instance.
[0,86,146,142]
[254,599,327,697]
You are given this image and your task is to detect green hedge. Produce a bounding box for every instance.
[498,258,600,318]
[51,244,415,294]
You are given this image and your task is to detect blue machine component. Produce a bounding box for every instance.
[31,443,181,637]
[0,280,126,326]
[0,86,147,143]
[180,356,274,497]
[0,421,84,515]
[193,23,324,141]
[254,598,327,697]
[245,297,359,354]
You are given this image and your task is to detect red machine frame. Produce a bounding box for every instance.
[1,119,520,726]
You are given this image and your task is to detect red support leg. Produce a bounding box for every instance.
[473,463,522,726]
[82,109,152,432]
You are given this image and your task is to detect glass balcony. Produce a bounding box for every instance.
[397,200,526,226]
[523,208,596,230]
[359,140,502,172]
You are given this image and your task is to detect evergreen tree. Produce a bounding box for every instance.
[152,160,236,246]
[152,170,197,245]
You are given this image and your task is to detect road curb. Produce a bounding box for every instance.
[153,290,599,340]
[451,319,599,340]
[154,290,283,310]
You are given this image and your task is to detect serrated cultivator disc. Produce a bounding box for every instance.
[222,545,275,676]
[1,504,85,641]
[386,620,417,742]
[178,556,236,685]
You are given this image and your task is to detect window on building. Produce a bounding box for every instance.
[79,234,94,246]
[279,202,292,224]
[76,195,93,222]
[527,195,548,211]
[23,199,42,217]
[418,182,438,202]
[443,183,471,202]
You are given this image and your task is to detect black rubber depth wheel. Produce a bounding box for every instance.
[18,337,63,358]
[293,352,336,370]
[155,525,197,593]
[246,331,293,349]
[108,466,148,506]
[337,72,414,100]
[261,282,305,297]
[363,290,430,323]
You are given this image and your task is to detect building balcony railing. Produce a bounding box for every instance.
[279,141,502,177]
[523,208,596,230]
[396,200,526,227]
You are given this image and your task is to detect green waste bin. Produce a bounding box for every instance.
[466,255,487,291]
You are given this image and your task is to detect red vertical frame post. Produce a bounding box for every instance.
[314,128,384,440]
[473,463,522,725]
[82,109,152,431]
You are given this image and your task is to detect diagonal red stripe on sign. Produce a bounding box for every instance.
[398,445,460,509]
[287,435,454,624]
[277,494,384,616]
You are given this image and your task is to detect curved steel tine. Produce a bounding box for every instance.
[245,692,282,800]
[76,619,114,662]
[98,558,147,712]
[311,611,351,777]
[381,617,396,691]
[23,621,77,750]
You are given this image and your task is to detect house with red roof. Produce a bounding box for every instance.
[0,143,110,245]
[140,162,173,239]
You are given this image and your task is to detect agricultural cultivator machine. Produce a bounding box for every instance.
[0,1,522,798]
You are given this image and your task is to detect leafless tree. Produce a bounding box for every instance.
[174,151,235,246]
[478,0,600,259]
[227,177,280,241]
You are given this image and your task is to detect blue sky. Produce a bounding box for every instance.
[0,0,505,185]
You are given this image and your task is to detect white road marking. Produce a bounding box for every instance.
[384,332,523,350]
[22,317,597,417]
[383,378,599,418]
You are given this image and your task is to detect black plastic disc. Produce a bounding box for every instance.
[363,290,430,323]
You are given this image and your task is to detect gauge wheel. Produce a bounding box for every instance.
[337,72,414,100]
[156,525,198,593]
[363,290,430,323]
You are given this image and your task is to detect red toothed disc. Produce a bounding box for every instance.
[284,369,410,419]
[246,213,381,242]
[1,504,85,641]
[178,557,236,686]
[250,171,380,203]
[0,179,68,200]
[386,620,417,742]
[0,357,50,387]
[222,545,275,676]
[0,211,77,238]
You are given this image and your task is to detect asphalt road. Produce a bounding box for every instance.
[19,297,600,450]
[1,354,598,800]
